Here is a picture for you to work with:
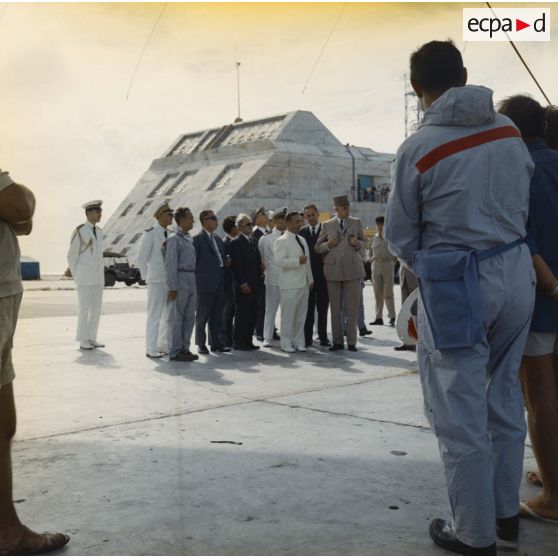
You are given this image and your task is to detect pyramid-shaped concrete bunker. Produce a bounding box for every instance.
[103,110,393,264]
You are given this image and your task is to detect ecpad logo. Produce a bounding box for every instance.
[463,8,550,42]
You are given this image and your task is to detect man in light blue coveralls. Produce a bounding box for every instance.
[165,207,199,362]
[385,40,536,555]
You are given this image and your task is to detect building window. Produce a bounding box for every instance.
[130,233,142,244]
[357,175,376,202]
[147,173,179,198]
[165,170,198,196]
[121,246,129,255]
[137,202,152,215]
[112,234,124,246]
[120,203,134,217]
[207,163,242,191]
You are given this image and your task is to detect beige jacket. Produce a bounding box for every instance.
[315,216,365,281]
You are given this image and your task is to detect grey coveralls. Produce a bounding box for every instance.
[164,229,197,359]
[385,85,536,547]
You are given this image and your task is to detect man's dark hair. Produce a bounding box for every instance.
[199,209,214,222]
[375,216,385,224]
[304,204,319,213]
[174,207,191,226]
[544,105,558,149]
[498,95,546,139]
[222,215,237,234]
[410,40,464,93]
[285,211,300,223]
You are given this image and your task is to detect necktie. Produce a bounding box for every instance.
[312,226,316,238]
[211,234,224,267]
[295,235,306,255]
[340,219,345,232]
[93,226,97,239]
[164,230,168,239]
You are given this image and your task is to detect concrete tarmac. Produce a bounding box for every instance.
[10,283,557,555]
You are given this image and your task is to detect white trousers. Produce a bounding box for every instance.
[76,285,103,343]
[263,284,280,341]
[280,287,309,350]
[146,282,168,353]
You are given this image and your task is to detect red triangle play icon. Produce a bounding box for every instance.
[516,19,530,31]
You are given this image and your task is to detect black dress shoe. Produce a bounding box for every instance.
[211,346,231,353]
[394,344,416,352]
[170,352,196,362]
[496,514,519,544]
[198,346,209,355]
[233,345,251,351]
[256,336,264,342]
[320,339,331,347]
[329,343,344,351]
[347,345,358,352]
[359,327,372,336]
[369,318,384,325]
[248,344,260,350]
[273,331,281,341]
[429,519,496,556]
[305,342,313,347]
[389,318,396,326]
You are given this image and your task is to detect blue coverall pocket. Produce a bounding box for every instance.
[413,249,483,350]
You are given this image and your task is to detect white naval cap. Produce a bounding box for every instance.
[82,199,103,210]
[154,201,173,218]
[270,207,288,219]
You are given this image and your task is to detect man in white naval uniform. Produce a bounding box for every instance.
[258,207,287,347]
[67,200,105,351]
[385,40,535,554]
[137,201,173,358]
[274,211,313,353]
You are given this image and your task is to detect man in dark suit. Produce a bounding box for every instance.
[300,204,330,347]
[251,207,269,340]
[193,210,230,354]
[230,213,262,350]
[221,215,238,348]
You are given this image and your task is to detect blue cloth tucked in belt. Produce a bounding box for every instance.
[413,239,524,350]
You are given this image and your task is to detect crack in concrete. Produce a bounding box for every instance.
[14,370,418,443]
[262,400,431,432]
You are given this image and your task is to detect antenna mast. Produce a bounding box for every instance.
[235,62,242,123]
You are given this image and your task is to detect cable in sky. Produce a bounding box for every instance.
[301,3,347,94]
[485,1,551,104]
[126,3,168,100]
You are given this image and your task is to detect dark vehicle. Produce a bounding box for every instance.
[103,251,146,287]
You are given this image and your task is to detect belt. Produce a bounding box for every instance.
[178,269,195,273]
[477,238,524,262]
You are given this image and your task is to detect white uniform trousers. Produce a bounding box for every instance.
[263,284,280,341]
[418,245,535,547]
[76,285,103,343]
[146,282,168,354]
[280,287,309,350]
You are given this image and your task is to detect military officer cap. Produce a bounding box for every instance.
[251,207,267,221]
[271,207,288,220]
[375,216,385,224]
[333,194,350,207]
[82,200,103,211]
[154,201,173,218]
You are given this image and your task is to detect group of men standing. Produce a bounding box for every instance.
[66,192,417,360]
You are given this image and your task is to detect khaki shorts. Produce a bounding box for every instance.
[524,331,558,357]
[0,293,22,388]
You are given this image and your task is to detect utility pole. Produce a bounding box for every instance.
[234,62,242,123]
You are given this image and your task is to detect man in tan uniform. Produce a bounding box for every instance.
[315,194,365,352]
[369,216,396,326]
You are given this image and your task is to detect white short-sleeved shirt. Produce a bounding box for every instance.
[0,170,22,298]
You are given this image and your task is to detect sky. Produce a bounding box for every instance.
[1,1,557,272]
